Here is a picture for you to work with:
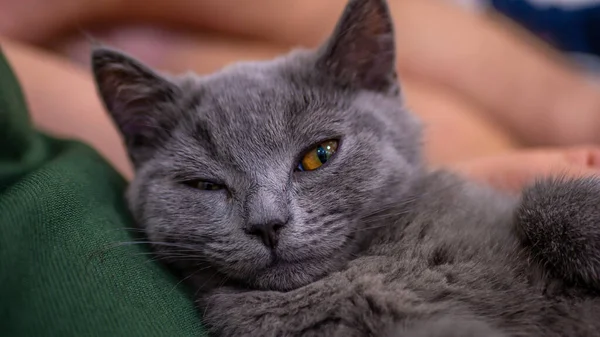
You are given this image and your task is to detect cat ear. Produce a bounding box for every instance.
[317,0,397,93]
[91,47,181,163]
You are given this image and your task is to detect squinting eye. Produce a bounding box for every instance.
[296,140,339,172]
[184,180,225,191]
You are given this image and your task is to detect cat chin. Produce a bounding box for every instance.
[242,235,364,291]
[180,258,323,293]
[245,255,347,292]
[250,263,328,291]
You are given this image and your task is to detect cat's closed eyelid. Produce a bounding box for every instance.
[171,173,226,189]
[180,179,231,196]
[183,179,227,191]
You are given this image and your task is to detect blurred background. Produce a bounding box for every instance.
[2,0,600,177]
[3,0,600,73]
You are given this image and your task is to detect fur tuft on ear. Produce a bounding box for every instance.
[317,0,397,93]
[91,47,182,164]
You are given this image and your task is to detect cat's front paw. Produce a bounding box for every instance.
[199,288,287,337]
[516,176,600,289]
[388,316,506,337]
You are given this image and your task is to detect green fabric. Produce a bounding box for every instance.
[0,46,205,336]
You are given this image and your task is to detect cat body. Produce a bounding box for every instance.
[91,0,600,335]
[201,171,600,337]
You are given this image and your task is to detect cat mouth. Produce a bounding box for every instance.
[251,254,334,291]
[269,253,291,267]
[268,254,312,268]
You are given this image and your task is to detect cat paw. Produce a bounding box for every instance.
[387,316,506,337]
[516,176,600,289]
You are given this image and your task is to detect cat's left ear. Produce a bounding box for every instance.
[316,0,397,94]
[92,47,182,164]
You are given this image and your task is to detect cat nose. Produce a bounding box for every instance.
[246,220,286,249]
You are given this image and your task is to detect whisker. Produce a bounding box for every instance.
[109,241,199,250]
[194,272,220,299]
[202,275,231,318]
[169,265,214,295]
[143,255,211,265]
[101,227,147,233]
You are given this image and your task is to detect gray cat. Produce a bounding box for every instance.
[91,0,600,336]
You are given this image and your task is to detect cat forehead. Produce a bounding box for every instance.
[189,55,325,107]
[177,59,349,131]
[166,52,403,161]
[163,67,343,165]
[182,85,346,150]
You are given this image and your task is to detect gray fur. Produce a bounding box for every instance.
[92,0,600,335]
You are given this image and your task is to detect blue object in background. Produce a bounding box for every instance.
[490,0,600,57]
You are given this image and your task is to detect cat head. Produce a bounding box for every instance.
[92,0,423,291]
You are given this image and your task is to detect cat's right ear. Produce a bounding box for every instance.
[91,47,181,164]
[316,0,398,94]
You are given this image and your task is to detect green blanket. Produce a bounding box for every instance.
[0,46,205,336]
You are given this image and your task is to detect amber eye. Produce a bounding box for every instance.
[184,180,225,191]
[296,140,339,172]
